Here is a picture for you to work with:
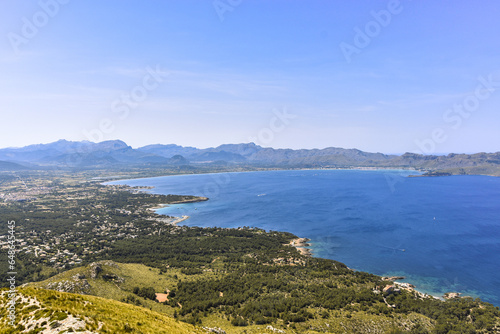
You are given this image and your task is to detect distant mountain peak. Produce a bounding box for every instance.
[0,140,498,174]
[95,140,131,150]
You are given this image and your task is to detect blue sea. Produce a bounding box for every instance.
[106,169,500,306]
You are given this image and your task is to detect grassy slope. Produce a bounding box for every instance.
[29,260,219,317]
[0,287,202,334]
[19,259,500,333]
[27,261,437,334]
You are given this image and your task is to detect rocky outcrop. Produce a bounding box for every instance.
[203,327,226,334]
[444,292,462,299]
[382,276,406,281]
[46,278,91,294]
[89,263,102,279]
[101,274,125,283]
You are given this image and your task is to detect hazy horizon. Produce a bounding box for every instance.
[1,138,497,156]
[1,1,499,154]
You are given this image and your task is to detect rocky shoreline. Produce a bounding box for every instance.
[293,247,463,301]
[382,276,465,301]
[144,196,209,227]
[114,182,474,304]
[167,196,209,204]
[149,196,209,211]
[289,237,313,257]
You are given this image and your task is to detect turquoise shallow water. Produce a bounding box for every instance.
[107,169,500,305]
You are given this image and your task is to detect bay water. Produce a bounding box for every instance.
[107,169,500,306]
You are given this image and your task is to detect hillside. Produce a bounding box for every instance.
[0,140,499,176]
[22,255,500,333]
[0,161,30,171]
[0,287,202,334]
[388,152,500,170]
[25,261,438,334]
[1,171,499,333]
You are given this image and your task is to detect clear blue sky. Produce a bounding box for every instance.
[1,0,499,154]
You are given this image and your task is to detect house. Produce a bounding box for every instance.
[383,285,395,294]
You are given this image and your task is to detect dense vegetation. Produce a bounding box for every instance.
[111,231,500,332]
[0,287,202,334]
[1,170,499,333]
[108,226,298,269]
[0,174,205,285]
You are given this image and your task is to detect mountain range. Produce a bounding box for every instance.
[0,139,499,176]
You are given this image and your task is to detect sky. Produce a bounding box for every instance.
[0,0,499,154]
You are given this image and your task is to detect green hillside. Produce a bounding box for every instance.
[0,286,202,334]
[1,171,500,333]
[25,260,500,334]
[28,260,217,317]
[25,261,434,333]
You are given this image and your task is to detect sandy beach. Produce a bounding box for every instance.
[289,237,313,257]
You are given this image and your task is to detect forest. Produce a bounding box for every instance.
[0,171,499,333]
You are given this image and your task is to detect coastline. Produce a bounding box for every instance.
[102,167,423,184]
[148,196,209,211]
[148,197,208,226]
[288,237,313,257]
[287,239,455,301]
[103,183,209,226]
[381,277,443,301]
[105,172,489,305]
[170,215,190,225]
[150,215,191,226]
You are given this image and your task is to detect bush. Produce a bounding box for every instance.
[180,268,203,275]
[231,317,248,326]
[132,286,157,301]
